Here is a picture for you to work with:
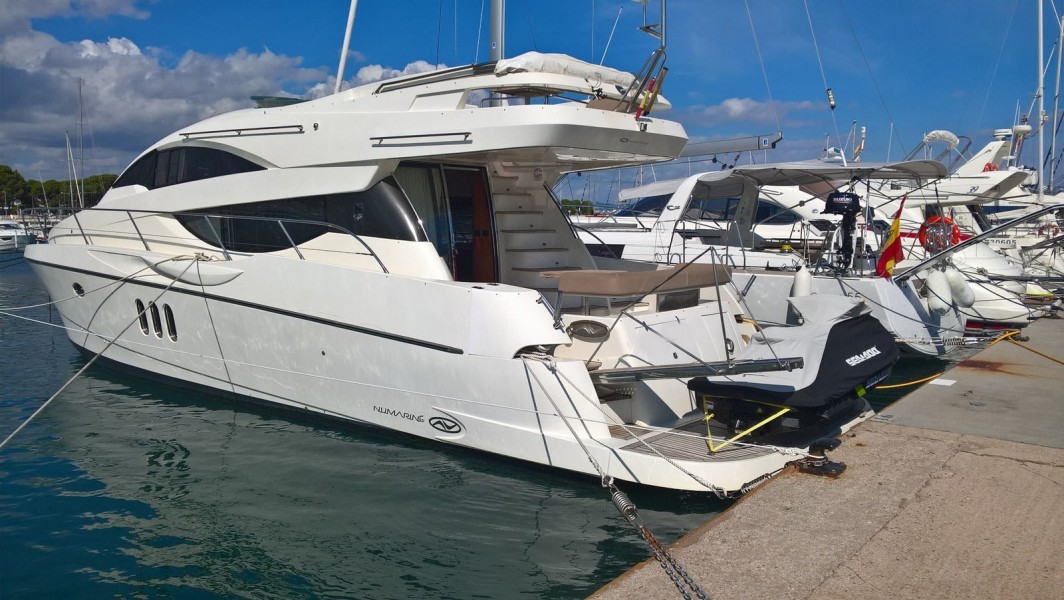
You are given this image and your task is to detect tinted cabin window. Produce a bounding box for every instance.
[686,197,741,221]
[114,152,158,189]
[113,147,264,190]
[615,195,670,217]
[754,201,800,225]
[176,177,427,253]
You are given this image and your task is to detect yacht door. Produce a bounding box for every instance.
[443,167,497,283]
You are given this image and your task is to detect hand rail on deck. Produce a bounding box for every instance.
[65,207,391,273]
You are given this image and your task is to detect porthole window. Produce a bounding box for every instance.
[163,304,177,341]
[135,299,149,335]
[149,302,163,338]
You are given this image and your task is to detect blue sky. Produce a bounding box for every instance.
[0,0,1054,188]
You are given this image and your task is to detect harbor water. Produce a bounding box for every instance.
[1,256,724,599]
[0,255,955,598]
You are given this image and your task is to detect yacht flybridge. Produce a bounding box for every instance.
[26,53,898,494]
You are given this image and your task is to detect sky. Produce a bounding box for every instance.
[0,0,1055,192]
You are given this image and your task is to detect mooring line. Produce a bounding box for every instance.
[874,373,943,390]
[0,256,201,452]
[519,355,711,599]
[1006,337,1064,366]
[0,260,167,312]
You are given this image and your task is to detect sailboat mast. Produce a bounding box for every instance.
[65,132,83,209]
[1038,0,1045,202]
[77,77,84,202]
[1051,14,1064,192]
[489,0,505,61]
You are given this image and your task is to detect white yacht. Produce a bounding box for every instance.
[0,219,33,252]
[728,150,1048,332]
[863,174,1048,330]
[570,162,975,356]
[25,53,898,495]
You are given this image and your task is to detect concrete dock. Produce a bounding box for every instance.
[593,316,1064,600]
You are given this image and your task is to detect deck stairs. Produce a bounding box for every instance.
[489,166,597,305]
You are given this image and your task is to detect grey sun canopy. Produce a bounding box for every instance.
[617,159,947,202]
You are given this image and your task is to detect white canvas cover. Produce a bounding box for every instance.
[921,130,961,149]
[495,51,636,90]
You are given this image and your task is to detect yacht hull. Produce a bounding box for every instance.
[27,246,869,494]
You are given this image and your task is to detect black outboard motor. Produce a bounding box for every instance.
[823,191,862,271]
[688,296,899,446]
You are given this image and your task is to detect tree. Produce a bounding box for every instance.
[560,198,594,215]
[3,165,119,210]
[84,174,118,206]
[0,165,30,212]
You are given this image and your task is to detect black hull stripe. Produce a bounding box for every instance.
[26,257,464,355]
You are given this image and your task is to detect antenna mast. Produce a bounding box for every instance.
[334,0,359,94]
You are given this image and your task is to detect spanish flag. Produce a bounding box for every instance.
[875,195,906,278]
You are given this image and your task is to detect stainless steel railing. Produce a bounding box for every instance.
[61,207,390,273]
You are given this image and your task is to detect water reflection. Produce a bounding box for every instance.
[29,372,725,598]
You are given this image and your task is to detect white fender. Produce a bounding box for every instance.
[944,267,975,308]
[925,270,952,316]
[789,266,812,297]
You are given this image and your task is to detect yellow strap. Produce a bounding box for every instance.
[876,373,942,389]
[1007,338,1064,366]
[702,396,791,453]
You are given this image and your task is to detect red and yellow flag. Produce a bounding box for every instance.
[875,195,907,278]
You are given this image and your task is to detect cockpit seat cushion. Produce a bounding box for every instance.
[542,263,731,297]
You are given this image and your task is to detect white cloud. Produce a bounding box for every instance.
[353,60,444,85]
[0,1,148,35]
[0,1,531,183]
[79,37,142,58]
[0,22,330,180]
[0,2,462,182]
[678,97,821,128]
[303,59,448,98]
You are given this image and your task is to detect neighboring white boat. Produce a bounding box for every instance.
[0,219,33,252]
[910,130,1064,296]
[747,137,1051,332]
[570,161,975,356]
[858,156,1049,330]
[25,53,896,495]
[571,182,840,260]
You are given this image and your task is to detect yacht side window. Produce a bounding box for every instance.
[175,177,427,253]
[113,147,264,190]
[686,197,741,221]
[113,152,157,189]
[754,202,800,225]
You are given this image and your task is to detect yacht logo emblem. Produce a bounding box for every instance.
[567,320,610,343]
[845,346,882,367]
[429,416,463,434]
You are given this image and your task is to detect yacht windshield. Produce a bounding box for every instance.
[614,195,670,217]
